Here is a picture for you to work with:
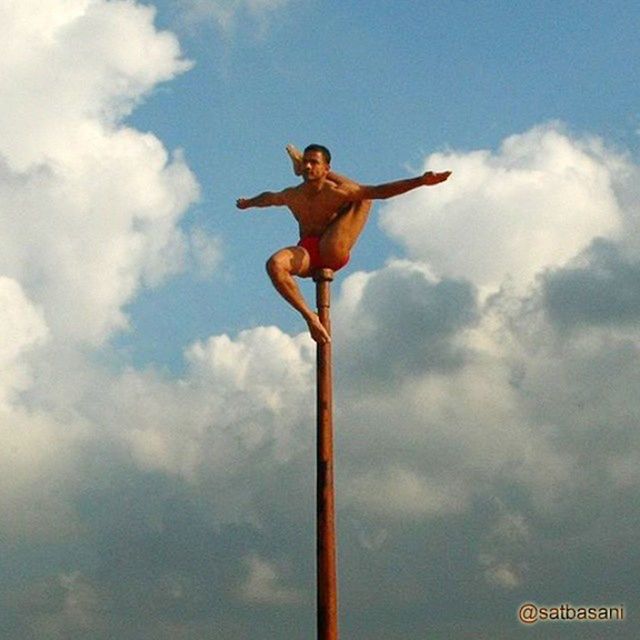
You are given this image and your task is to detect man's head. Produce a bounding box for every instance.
[304,144,331,164]
[302,144,331,182]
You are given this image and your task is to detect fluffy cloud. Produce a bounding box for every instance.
[188,227,223,278]
[0,2,206,565]
[2,5,640,634]
[334,260,478,384]
[379,124,625,294]
[543,238,640,329]
[0,0,199,344]
[116,326,314,486]
[0,277,48,405]
[239,555,302,605]
[332,266,574,524]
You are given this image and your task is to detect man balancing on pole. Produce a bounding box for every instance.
[236,144,451,344]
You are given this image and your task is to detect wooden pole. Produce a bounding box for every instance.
[313,268,338,640]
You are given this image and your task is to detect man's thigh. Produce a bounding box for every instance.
[268,245,312,278]
[320,200,373,257]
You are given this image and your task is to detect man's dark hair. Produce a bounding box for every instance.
[304,144,331,165]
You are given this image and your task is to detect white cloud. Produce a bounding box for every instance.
[0,0,207,546]
[0,0,200,345]
[239,555,302,605]
[0,0,192,167]
[480,560,523,589]
[188,227,223,277]
[380,123,625,294]
[0,406,86,541]
[344,466,468,519]
[0,277,48,405]
[478,511,530,589]
[96,326,317,528]
[4,246,640,634]
[328,261,574,521]
[333,260,478,383]
[0,5,639,634]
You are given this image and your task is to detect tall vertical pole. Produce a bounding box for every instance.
[313,268,338,640]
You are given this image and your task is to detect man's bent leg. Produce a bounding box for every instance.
[286,144,303,176]
[318,200,373,267]
[266,246,331,344]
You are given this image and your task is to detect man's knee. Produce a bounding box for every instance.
[266,252,299,281]
[266,254,284,279]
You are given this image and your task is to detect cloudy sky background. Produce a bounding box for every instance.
[2,1,640,638]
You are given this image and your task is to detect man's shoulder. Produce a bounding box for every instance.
[266,184,301,207]
[281,184,304,199]
[325,180,360,199]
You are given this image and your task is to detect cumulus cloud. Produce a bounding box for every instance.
[239,555,302,605]
[0,0,200,345]
[380,123,625,294]
[343,466,469,519]
[542,238,640,329]
[0,0,192,164]
[333,292,574,522]
[81,326,316,525]
[0,0,202,587]
[188,227,223,278]
[0,277,48,405]
[0,406,87,542]
[1,6,640,634]
[334,260,478,384]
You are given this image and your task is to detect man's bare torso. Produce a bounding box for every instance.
[283,181,353,238]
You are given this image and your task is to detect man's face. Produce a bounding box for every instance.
[302,150,330,182]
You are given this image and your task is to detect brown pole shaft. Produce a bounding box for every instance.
[314,268,338,640]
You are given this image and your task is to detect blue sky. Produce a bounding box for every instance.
[2,1,640,639]
[119,0,640,370]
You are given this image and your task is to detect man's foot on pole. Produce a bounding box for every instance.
[306,313,331,344]
[286,144,303,176]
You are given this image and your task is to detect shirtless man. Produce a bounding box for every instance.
[236,144,451,344]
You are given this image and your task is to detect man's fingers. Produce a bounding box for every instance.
[422,170,451,185]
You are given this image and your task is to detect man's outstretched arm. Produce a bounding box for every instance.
[236,189,290,210]
[345,170,451,201]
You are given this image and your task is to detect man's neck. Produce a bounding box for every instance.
[301,177,326,194]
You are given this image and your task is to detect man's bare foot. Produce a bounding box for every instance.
[306,313,331,344]
[286,144,303,176]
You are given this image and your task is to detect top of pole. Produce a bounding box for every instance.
[313,268,334,283]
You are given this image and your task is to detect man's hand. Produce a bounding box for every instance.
[236,191,289,209]
[421,170,452,186]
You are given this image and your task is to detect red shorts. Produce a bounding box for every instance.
[297,236,350,272]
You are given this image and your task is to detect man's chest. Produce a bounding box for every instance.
[290,190,344,222]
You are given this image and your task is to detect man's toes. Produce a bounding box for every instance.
[308,318,330,344]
